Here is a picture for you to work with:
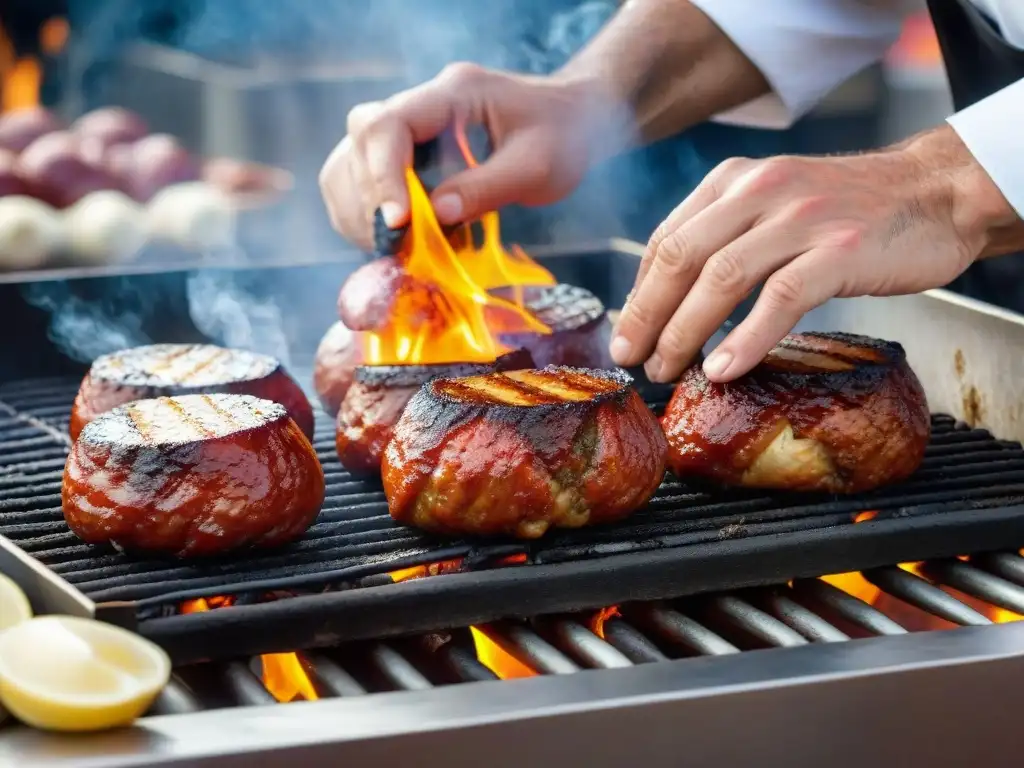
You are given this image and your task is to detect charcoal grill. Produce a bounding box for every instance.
[4,240,1024,766]
[4,373,1024,665]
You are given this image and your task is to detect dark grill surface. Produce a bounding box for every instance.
[4,376,1024,633]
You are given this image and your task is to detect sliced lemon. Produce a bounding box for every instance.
[0,571,32,633]
[0,615,171,732]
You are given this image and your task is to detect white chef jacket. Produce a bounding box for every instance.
[690,0,1024,217]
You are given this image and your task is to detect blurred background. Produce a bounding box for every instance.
[0,0,952,380]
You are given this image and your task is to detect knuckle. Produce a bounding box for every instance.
[742,156,799,196]
[439,61,486,88]
[785,194,830,222]
[346,102,382,134]
[703,249,747,294]
[824,226,864,252]
[654,229,697,278]
[763,269,807,310]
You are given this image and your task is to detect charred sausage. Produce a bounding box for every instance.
[382,366,667,538]
[661,332,930,493]
[70,344,314,442]
[62,394,325,557]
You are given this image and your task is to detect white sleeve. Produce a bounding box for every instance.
[690,0,917,129]
[948,78,1024,219]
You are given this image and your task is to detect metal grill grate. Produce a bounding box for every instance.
[149,553,1024,714]
[3,376,1024,625]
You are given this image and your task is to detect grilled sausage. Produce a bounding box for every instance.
[70,344,314,442]
[62,394,325,557]
[335,350,534,475]
[312,322,364,417]
[490,283,614,369]
[661,332,930,493]
[336,256,438,332]
[382,366,667,538]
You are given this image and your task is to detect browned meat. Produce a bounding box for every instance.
[62,394,325,557]
[70,344,314,442]
[382,366,667,538]
[336,257,436,332]
[312,322,364,417]
[335,350,533,475]
[490,283,614,369]
[661,332,930,493]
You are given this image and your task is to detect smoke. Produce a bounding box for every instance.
[21,278,153,363]
[185,269,293,368]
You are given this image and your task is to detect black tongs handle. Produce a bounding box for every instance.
[372,124,491,257]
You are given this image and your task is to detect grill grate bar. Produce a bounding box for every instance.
[974,552,1024,585]
[366,643,434,691]
[629,604,739,656]
[705,595,809,648]
[921,560,1024,615]
[760,590,850,642]
[306,653,368,697]
[599,618,669,664]
[790,579,908,636]
[477,623,579,675]
[862,567,990,626]
[540,618,633,669]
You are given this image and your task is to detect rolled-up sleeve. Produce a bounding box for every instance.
[948,78,1024,218]
[690,0,915,128]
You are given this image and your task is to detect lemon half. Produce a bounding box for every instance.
[0,615,171,732]
[0,571,32,633]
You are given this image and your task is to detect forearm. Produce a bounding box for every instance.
[551,0,769,152]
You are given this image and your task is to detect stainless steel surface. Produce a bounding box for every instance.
[790,579,907,636]
[864,566,990,626]
[0,535,93,620]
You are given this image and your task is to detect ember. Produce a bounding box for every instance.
[364,125,552,366]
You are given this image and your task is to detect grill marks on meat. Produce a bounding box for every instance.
[70,344,314,441]
[662,332,930,493]
[383,366,667,538]
[334,350,534,475]
[62,394,325,557]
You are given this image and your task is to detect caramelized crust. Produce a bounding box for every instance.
[62,394,325,557]
[334,350,533,475]
[382,366,667,538]
[312,322,364,417]
[70,344,314,442]
[662,332,930,493]
[491,284,614,369]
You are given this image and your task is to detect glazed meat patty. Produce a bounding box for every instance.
[661,332,930,493]
[382,366,667,538]
[312,322,364,417]
[70,344,314,441]
[62,394,325,557]
[335,349,533,475]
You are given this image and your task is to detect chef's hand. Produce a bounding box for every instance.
[611,124,1023,383]
[319,64,608,251]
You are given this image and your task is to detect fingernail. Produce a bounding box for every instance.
[379,201,405,228]
[432,193,463,224]
[645,353,664,382]
[609,335,632,364]
[703,350,734,380]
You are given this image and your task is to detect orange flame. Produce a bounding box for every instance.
[388,559,464,583]
[178,595,318,703]
[364,126,553,366]
[589,606,621,640]
[470,627,537,679]
[0,17,67,113]
[853,510,878,523]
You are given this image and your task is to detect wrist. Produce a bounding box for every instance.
[902,124,1019,259]
[547,71,638,165]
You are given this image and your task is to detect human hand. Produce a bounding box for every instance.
[610,124,1019,383]
[319,63,611,251]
